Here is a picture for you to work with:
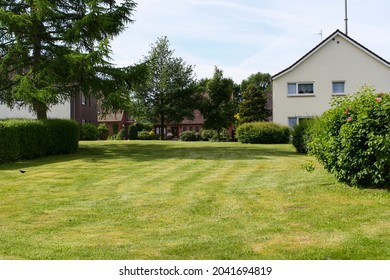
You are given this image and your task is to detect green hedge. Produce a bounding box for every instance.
[291,119,316,154]
[0,119,79,163]
[236,122,290,144]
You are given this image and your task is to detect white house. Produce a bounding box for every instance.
[0,102,71,119]
[272,29,390,127]
[0,93,98,125]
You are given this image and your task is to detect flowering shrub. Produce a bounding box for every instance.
[309,86,390,188]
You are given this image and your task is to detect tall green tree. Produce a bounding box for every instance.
[0,0,137,119]
[201,67,236,139]
[239,72,271,124]
[134,36,198,140]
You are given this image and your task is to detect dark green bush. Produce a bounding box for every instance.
[291,119,316,154]
[97,124,109,140]
[180,130,199,141]
[81,123,98,140]
[129,125,138,140]
[112,123,119,135]
[309,86,389,188]
[236,122,290,144]
[0,119,79,163]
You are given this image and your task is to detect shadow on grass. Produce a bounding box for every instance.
[0,141,299,171]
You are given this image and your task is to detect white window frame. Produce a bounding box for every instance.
[287,82,315,96]
[332,81,346,95]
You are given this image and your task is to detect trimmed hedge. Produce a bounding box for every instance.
[0,119,79,163]
[236,122,290,144]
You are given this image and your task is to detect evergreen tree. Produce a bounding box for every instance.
[0,0,137,119]
[239,84,270,123]
[201,67,236,139]
[239,72,271,123]
[134,36,198,140]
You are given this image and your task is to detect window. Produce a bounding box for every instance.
[288,117,298,127]
[288,83,314,95]
[332,81,345,95]
[81,93,87,105]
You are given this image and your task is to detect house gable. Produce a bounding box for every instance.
[272,29,390,80]
[272,29,390,126]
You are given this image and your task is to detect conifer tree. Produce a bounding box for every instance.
[0,0,137,119]
[239,72,271,124]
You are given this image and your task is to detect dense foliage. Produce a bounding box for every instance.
[0,119,79,163]
[97,124,109,140]
[200,67,236,140]
[239,72,271,124]
[236,122,290,144]
[180,130,199,141]
[309,86,389,188]
[81,124,98,140]
[291,119,316,154]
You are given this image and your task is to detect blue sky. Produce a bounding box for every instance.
[111,0,390,83]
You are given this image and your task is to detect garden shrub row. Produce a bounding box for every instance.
[180,129,231,142]
[236,122,290,144]
[0,119,79,163]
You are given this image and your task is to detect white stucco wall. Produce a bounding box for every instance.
[0,101,71,120]
[273,34,390,126]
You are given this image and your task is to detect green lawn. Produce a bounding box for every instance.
[0,141,389,260]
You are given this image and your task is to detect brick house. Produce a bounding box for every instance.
[155,110,235,139]
[98,111,134,135]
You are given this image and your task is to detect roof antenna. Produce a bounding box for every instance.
[345,0,348,35]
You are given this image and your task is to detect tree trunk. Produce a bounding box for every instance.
[33,100,48,120]
[160,114,165,140]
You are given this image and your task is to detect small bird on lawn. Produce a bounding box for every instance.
[19,170,26,174]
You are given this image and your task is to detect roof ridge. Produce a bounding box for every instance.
[272,29,390,80]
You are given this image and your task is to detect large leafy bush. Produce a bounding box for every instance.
[97,124,109,140]
[236,122,290,144]
[81,123,98,140]
[309,86,389,188]
[180,130,200,141]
